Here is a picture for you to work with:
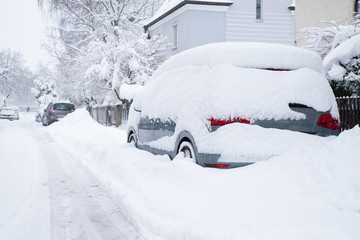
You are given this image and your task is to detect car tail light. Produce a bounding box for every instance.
[50,106,56,113]
[209,117,250,126]
[317,114,340,130]
[205,164,230,168]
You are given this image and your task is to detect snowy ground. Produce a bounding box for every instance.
[0,113,140,240]
[1,110,360,240]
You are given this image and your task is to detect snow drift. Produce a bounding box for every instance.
[46,109,360,240]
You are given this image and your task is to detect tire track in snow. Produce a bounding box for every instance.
[40,131,141,240]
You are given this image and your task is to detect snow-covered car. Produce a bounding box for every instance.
[127,42,340,168]
[42,102,75,126]
[0,106,20,120]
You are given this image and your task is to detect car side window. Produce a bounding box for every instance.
[47,103,52,111]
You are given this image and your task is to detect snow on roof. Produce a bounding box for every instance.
[152,42,324,79]
[144,0,233,28]
[323,34,360,72]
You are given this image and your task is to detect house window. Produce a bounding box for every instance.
[355,0,360,13]
[173,25,178,49]
[256,0,262,20]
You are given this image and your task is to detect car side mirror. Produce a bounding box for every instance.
[132,93,142,112]
[133,102,141,112]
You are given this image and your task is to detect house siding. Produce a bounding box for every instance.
[226,0,295,45]
[147,0,295,57]
[148,8,227,56]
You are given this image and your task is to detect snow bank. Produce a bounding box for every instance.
[47,109,360,240]
[323,34,360,72]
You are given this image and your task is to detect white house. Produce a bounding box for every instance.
[144,0,296,56]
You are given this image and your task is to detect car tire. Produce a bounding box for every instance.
[177,141,197,163]
[42,117,47,126]
[128,132,137,145]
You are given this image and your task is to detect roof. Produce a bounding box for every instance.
[144,0,233,31]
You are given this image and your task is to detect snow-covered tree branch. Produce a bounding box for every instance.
[38,0,167,106]
[301,14,360,59]
[0,49,29,106]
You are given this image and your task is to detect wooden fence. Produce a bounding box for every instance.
[88,104,128,127]
[336,97,360,131]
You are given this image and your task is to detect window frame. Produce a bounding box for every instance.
[255,0,263,21]
[172,24,178,49]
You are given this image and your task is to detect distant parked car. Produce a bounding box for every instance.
[0,106,20,120]
[42,102,75,126]
[127,42,340,168]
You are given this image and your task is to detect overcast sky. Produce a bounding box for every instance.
[0,0,48,70]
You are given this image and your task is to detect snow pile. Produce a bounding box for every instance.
[47,109,360,240]
[140,42,337,124]
[323,34,360,73]
[120,83,144,101]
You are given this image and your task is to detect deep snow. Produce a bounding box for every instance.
[1,110,360,240]
[140,42,338,124]
[42,109,360,240]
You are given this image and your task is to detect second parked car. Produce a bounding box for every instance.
[0,106,20,120]
[42,102,75,126]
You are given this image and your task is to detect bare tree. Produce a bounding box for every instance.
[0,49,28,106]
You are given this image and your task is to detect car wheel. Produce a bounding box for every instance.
[177,141,197,163]
[128,132,137,145]
[42,117,47,126]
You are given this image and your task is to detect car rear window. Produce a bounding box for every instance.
[53,103,75,111]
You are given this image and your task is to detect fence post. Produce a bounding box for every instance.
[115,105,122,127]
[106,106,110,126]
[336,96,360,131]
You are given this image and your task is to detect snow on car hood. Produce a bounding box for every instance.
[141,63,338,122]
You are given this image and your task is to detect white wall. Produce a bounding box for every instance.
[148,0,296,57]
[148,5,228,56]
[226,0,295,45]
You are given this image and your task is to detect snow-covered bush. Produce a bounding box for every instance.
[323,34,360,97]
[31,74,58,113]
[302,15,360,59]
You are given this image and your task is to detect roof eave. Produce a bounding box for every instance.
[144,1,233,32]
